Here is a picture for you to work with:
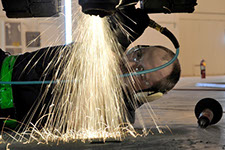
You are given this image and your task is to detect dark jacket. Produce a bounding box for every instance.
[0,45,70,127]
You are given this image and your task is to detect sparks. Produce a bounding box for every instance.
[4,1,164,144]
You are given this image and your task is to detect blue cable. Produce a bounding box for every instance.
[0,48,179,85]
[0,80,57,85]
[121,48,179,77]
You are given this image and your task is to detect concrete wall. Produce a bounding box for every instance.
[133,0,225,76]
[0,1,65,54]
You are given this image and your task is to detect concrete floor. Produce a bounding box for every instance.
[1,76,225,149]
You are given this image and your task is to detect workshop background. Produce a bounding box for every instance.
[0,0,225,77]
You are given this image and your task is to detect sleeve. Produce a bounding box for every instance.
[0,49,7,69]
[12,45,72,81]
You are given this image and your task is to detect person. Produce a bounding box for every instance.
[122,45,181,123]
[123,45,180,94]
[0,5,180,128]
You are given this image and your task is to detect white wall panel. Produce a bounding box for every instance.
[179,19,225,76]
[196,0,225,13]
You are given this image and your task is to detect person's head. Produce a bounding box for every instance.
[122,45,181,94]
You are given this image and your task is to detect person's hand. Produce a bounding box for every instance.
[108,6,150,50]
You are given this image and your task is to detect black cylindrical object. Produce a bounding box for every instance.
[1,0,61,18]
[195,98,223,128]
[78,0,120,17]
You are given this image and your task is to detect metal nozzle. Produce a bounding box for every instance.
[78,0,120,17]
[198,116,210,128]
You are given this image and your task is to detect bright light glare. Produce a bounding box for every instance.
[196,83,225,88]
[65,0,72,44]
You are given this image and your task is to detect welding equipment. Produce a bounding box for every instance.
[195,98,223,128]
[78,0,120,18]
[78,0,197,17]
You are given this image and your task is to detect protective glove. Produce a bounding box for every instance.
[108,6,150,50]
